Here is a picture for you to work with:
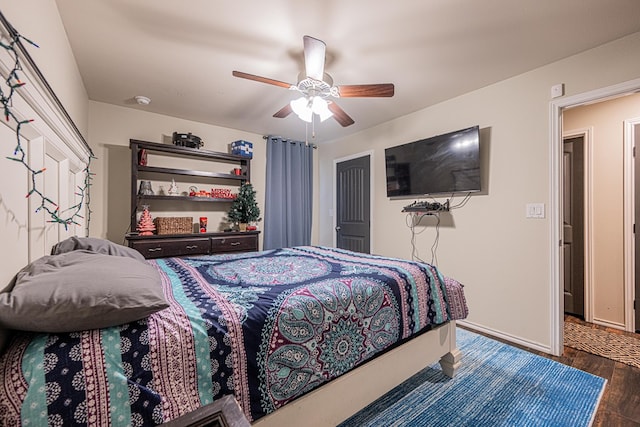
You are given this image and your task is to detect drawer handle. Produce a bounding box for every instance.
[230,242,241,246]
[185,245,198,250]
[148,247,162,252]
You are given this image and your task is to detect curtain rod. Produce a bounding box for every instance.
[262,135,317,149]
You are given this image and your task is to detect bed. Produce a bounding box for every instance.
[0,240,467,426]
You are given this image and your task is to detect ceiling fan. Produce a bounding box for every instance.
[232,35,394,127]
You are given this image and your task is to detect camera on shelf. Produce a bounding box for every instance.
[172,132,203,149]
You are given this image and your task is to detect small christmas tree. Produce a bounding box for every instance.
[168,179,179,196]
[137,205,156,235]
[227,183,261,228]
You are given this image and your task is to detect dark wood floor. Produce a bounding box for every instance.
[555,316,640,426]
[464,317,640,426]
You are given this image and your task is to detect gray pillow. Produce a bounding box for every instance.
[0,251,168,332]
[51,236,145,261]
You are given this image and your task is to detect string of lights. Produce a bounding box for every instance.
[1,28,93,230]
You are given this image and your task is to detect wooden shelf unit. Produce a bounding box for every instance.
[127,139,258,258]
[127,231,260,259]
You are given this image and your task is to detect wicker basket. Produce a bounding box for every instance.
[154,217,193,235]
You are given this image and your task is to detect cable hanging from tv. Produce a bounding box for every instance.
[406,208,441,266]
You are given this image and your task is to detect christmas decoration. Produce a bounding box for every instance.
[227,182,261,229]
[1,23,93,230]
[211,188,235,199]
[137,148,147,166]
[168,179,179,195]
[137,205,156,235]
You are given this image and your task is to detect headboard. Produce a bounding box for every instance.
[0,13,92,354]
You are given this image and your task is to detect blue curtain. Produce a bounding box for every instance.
[263,136,314,249]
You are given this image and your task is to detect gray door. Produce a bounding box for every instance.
[336,156,371,253]
[563,136,585,318]
[635,123,640,332]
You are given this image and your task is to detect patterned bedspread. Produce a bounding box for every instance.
[0,246,467,426]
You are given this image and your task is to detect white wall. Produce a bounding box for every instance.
[317,32,640,351]
[0,1,89,137]
[87,101,267,247]
[0,2,89,289]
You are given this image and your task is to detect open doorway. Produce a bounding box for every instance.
[631,119,640,332]
[563,135,585,319]
[552,79,640,356]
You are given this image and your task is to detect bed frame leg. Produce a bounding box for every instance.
[439,348,462,378]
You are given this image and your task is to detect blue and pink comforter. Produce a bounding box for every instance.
[0,246,467,425]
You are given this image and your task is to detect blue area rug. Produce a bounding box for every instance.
[339,328,606,427]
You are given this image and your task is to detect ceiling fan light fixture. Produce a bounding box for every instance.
[290,96,333,123]
[311,96,333,122]
[233,35,394,128]
[290,96,313,122]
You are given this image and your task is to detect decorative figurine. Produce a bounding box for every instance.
[137,149,148,166]
[168,179,179,196]
[138,180,154,196]
[137,205,156,236]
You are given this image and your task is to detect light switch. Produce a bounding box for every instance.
[526,203,545,219]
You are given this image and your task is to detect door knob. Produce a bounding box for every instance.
[335,226,341,231]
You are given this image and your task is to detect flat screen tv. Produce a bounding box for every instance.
[385,125,481,197]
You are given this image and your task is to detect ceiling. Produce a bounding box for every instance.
[54,0,640,143]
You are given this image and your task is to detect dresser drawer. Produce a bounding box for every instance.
[131,237,210,259]
[211,234,258,254]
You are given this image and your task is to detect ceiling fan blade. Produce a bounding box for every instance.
[232,70,294,89]
[303,35,326,81]
[337,83,395,97]
[273,104,293,118]
[327,102,355,127]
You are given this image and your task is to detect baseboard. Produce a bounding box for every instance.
[592,318,626,331]
[457,320,553,354]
